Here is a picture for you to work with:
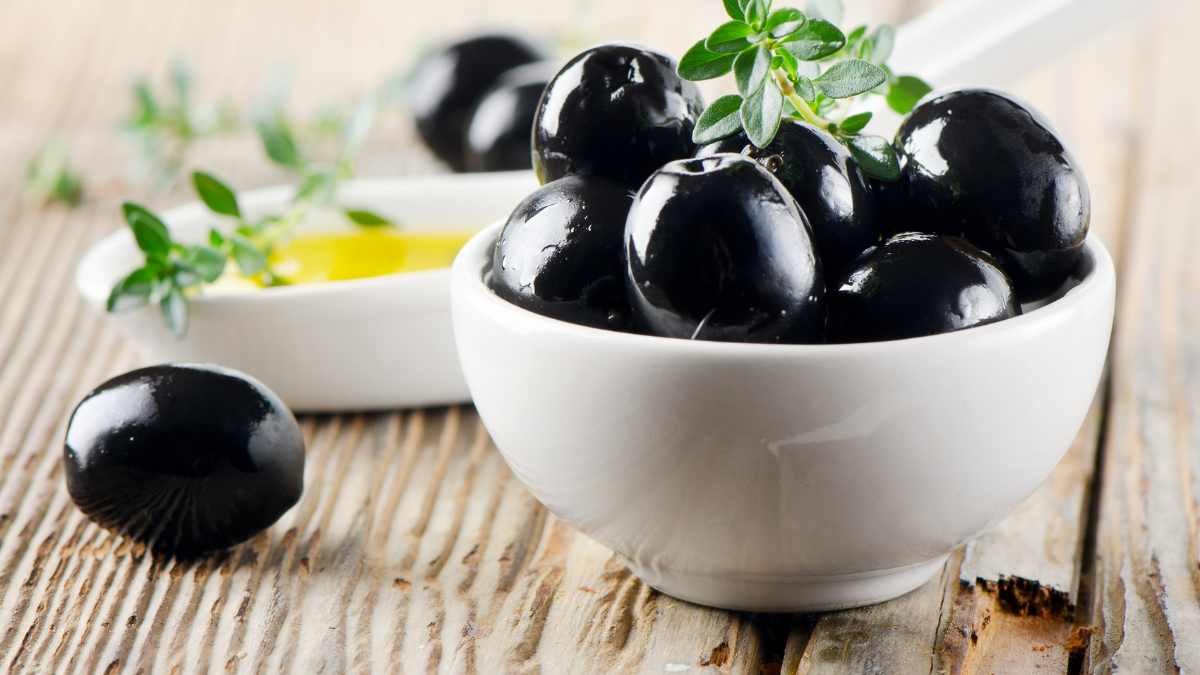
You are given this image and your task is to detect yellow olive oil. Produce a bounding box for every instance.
[261,229,472,285]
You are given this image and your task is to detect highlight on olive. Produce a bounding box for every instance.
[63,363,305,557]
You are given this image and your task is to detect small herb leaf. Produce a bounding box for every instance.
[814,59,887,98]
[723,0,746,21]
[345,209,392,226]
[678,40,737,81]
[886,75,933,114]
[846,135,900,181]
[188,245,227,282]
[191,171,241,217]
[254,116,302,169]
[742,0,769,27]
[160,284,188,337]
[123,202,172,258]
[693,94,745,144]
[805,0,844,25]
[705,21,755,54]
[106,266,157,312]
[230,235,267,276]
[734,45,772,96]
[869,25,895,64]
[765,8,806,38]
[741,79,783,148]
[794,75,817,101]
[781,20,846,60]
[838,111,872,135]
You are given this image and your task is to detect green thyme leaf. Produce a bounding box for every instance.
[814,59,887,98]
[679,40,737,81]
[781,20,845,60]
[805,0,843,25]
[186,245,227,282]
[160,284,188,337]
[295,170,336,203]
[254,116,302,169]
[734,45,772,96]
[741,78,783,148]
[693,94,745,144]
[838,111,872,135]
[229,235,267,276]
[25,141,83,207]
[191,171,241,217]
[846,134,900,181]
[765,8,806,38]
[123,202,172,258]
[742,0,769,28]
[777,46,800,81]
[794,75,817,101]
[869,25,895,64]
[106,266,158,312]
[723,0,746,21]
[886,75,933,114]
[345,209,392,226]
[705,21,755,54]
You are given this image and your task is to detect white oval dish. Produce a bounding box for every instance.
[452,222,1116,612]
[77,171,536,412]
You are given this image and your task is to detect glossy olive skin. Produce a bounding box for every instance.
[828,233,1020,343]
[490,175,634,329]
[699,122,882,279]
[625,154,825,343]
[532,43,704,190]
[465,63,553,172]
[895,88,1090,299]
[408,34,545,170]
[64,364,305,557]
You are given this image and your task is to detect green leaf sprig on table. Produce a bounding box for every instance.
[679,0,932,180]
[25,140,84,207]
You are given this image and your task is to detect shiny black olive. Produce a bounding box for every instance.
[464,63,554,172]
[698,122,882,279]
[490,175,634,329]
[532,43,704,190]
[625,154,825,343]
[827,232,1020,343]
[895,88,1090,299]
[64,364,305,557]
[408,34,546,170]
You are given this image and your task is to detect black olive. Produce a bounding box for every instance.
[408,34,546,171]
[63,364,305,557]
[699,122,882,279]
[464,63,554,172]
[827,232,1020,343]
[625,154,825,343]
[490,175,634,329]
[895,88,1090,299]
[532,43,704,191]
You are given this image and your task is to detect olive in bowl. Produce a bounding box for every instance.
[64,364,304,556]
[452,217,1115,611]
[465,63,555,172]
[625,154,825,343]
[895,88,1090,299]
[489,175,633,329]
[532,43,704,190]
[828,232,1020,343]
[698,122,882,279]
[408,33,546,171]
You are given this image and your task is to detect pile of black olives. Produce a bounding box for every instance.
[488,43,1090,344]
[64,364,305,557]
[408,33,552,172]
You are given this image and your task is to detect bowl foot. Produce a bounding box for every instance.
[629,555,949,613]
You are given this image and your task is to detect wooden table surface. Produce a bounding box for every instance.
[0,0,1194,672]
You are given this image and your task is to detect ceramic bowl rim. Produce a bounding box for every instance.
[453,220,1115,358]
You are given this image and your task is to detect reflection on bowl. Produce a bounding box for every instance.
[451,222,1115,612]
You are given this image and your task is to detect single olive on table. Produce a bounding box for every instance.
[63,364,305,557]
[489,175,634,330]
[698,122,882,280]
[894,88,1090,299]
[532,43,704,191]
[407,33,546,171]
[465,63,555,172]
[625,154,825,343]
[828,232,1021,343]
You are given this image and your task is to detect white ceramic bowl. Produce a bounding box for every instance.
[77,172,536,412]
[451,223,1115,612]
